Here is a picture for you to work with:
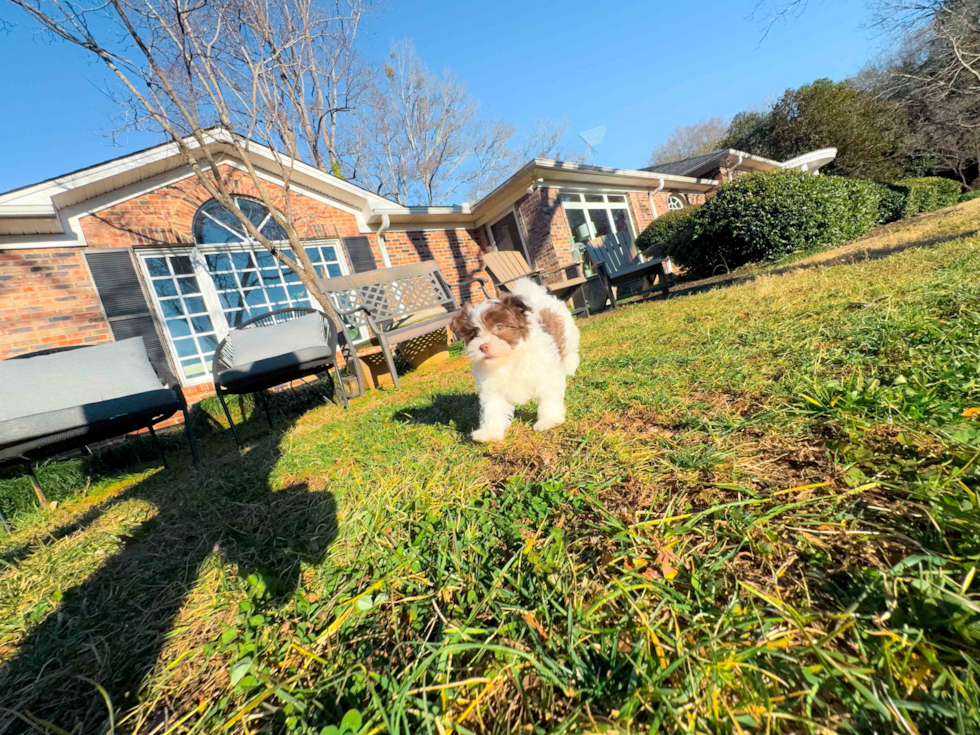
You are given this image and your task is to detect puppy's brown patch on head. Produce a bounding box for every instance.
[538,308,566,360]
[450,307,479,343]
[480,296,530,348]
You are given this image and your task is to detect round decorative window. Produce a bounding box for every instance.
[667,194,685,211]
[192,196,288,244]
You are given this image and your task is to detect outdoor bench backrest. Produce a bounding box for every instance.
[316,261,458,332]
[585,231,641,278]
[482,251,533,287]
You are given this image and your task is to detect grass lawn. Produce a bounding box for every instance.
[1,201,980,734]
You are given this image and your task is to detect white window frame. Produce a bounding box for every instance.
[667,194,686,211]
[137,239,350,386]
[559,192,637,242]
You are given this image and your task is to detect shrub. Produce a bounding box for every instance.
[676,170,882,278]
[635,207,698,261]
[893,177,962,215]
[960,190,980,203]
[875,183,908,224]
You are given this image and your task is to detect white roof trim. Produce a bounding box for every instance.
[780,148,838,172]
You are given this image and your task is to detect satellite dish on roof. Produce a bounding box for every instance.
[577,126,606,165]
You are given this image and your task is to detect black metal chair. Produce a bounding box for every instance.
[210,307,356,447]
[0,338,199,532]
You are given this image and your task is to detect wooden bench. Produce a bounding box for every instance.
[317,261,474,391]
[585,231,669,308]
[479,251,590,317]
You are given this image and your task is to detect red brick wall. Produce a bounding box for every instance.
[627,190,708,236]
[383,228,492,304]
[0,249,112,359]
[79,165,384,265]
[515,187,576,283]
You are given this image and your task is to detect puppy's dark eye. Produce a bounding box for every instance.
[494,324,504,332]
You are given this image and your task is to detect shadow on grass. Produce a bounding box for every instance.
[394,393,481,435]
[0,381,340,733]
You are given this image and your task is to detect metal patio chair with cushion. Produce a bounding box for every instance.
[585,230,669,309]
[317,261,473,391]
[0,337,199,531]
[479,251,590,317]
[211,308,355,447]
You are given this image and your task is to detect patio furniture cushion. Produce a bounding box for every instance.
[227,312,328,367]
[215,347,336,390]
[0,338,165,423]
[0,390,179,448]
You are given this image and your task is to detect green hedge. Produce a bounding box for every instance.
[893,177,962,216]
[673,170,882,278]
[635,207,698,260]
[960,190,980,203]
[875,183,909,224]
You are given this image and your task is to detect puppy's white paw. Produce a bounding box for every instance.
[533,417,564,432]
[471,427,505,443]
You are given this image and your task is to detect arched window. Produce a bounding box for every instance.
[192,196,288,244]
[667,194,686,212]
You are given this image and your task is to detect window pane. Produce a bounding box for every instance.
[588,208,612,238]
[166,318,191,338]
[612,209,630,234]
[197,334,219,353]
[173,337,198,358]
[321,246,336,261]
[181,357,206,378]
[249,254,272,271]
[266,286,286,303]
[326,263,342,278]
[244,289,267,307]
[153,280,178,297]
[160,299,184,318]
[260,269,281,284]
[225,309,247,328]
[205,253,231,271]
[305,247,324,263]
[171,256,194,275]
[231,252,255,270]
[559,193,581,203]
[283,271,300,284]
[146,258,170,277]
[566,209,590,243]
[190,315,213,334]
[184,296,207,314]
[177,277,200,295]
[288,284,305,300]
[584,194,604,203]
[238,271,261,290]
[607,195,626,203]
[219,291,243,309]
[212,272,238,291]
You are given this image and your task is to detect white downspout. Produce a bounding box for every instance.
[649,178,665,220]
[375,212,392,268]
[728,155,743,182]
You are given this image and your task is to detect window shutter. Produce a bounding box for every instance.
[342,236,377,273]
[84,250,170,372]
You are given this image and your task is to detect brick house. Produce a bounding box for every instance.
[0,133,835,403]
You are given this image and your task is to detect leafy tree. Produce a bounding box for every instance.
[720,111,777,159]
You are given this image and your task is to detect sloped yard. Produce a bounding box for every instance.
[1,203,979,734]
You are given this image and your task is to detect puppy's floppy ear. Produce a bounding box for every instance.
[498,293,530,317]
[450,305,478,342]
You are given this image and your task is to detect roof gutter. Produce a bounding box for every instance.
[374,211,393,267]
[729,154,743,182]
[649,179,664,220]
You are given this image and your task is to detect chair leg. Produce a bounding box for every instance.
[218,389,243,448]
[332,367,350,409]
[0,508,10,534]
[257,391,274,429]
[379,338,400,390]
[182,407,200,464]
[658,264,670,297]
[25,465,50,510]
[148,425,168,469]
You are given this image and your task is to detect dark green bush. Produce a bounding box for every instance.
[875,183,908,224]
[894,177,962,215]
[635,207,698,260]
[960,190,980,203]
[675,170,882,278]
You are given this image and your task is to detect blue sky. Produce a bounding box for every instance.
[0,0,879,195]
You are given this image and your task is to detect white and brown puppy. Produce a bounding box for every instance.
[450,278,580,442]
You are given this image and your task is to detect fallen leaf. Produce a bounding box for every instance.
[963,407,980,419]
[523,612,550,640]
[642,567,662,580]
